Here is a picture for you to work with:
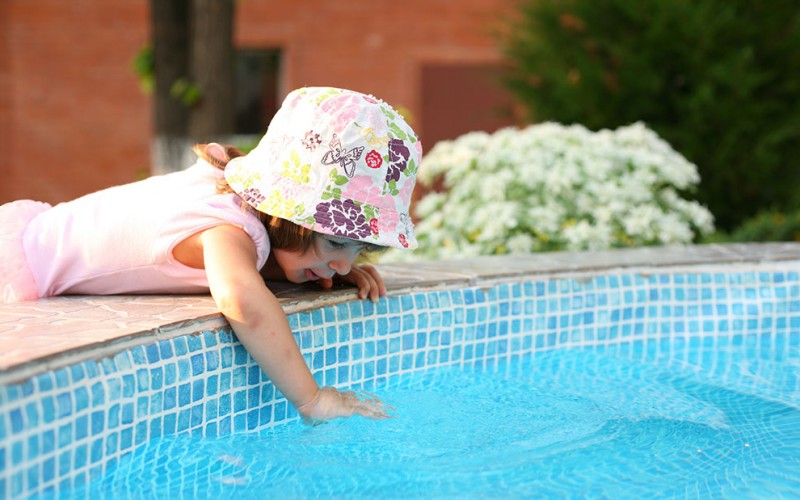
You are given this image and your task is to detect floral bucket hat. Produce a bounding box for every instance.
[225,87,422,249]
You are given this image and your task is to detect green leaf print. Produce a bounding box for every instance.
[388,123,408,141]
[403,158,417,177]
[364,205,378,220]
[383,179,399,197]
[380,106,397,121]
[322,184,342,201]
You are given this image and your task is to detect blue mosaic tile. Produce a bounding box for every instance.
[3,267,800,497]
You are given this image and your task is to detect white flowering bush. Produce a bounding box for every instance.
[386,122,714,261]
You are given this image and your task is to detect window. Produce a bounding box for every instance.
[235,49,282,135]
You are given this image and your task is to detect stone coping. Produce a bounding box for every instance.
[2,242,800,384]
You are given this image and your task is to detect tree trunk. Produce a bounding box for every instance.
[188,0,235,144]
[151,0,193,174]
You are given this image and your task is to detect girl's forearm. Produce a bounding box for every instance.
[201,225,320,412]
[222,286,321,411]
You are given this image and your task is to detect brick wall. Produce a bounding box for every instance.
[1,0,516,205]
[0,1,11,200]
[2,1,151,204]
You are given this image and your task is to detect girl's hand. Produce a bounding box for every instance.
[297,386,395,424]
[318,264,387,302]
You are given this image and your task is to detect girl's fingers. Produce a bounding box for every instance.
[318,265,386,302]
[348,390,396,419]
[347,266,381,302]
[361,269,381,302]
[360,265,387,297]
[306,387,395,422]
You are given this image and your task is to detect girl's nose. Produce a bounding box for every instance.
[328,258,352,276]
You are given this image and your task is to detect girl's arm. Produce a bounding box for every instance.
[200,224,391,421]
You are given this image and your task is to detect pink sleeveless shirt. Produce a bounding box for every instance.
[22,160,270,297]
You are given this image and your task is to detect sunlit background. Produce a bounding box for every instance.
[2,0,798,251]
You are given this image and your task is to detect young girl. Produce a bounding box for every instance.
[0,86,422,423]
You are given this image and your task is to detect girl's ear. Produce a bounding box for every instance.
[204,143,229,163]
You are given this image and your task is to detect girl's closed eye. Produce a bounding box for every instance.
[321,235,362,252]
[325,238,347,249]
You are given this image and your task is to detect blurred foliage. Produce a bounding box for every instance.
[131,45,155,94]
[169,78,203,107]
[131,45,202,107]
[500,0,800,231]
[233,138,258,154]
[705,210,800,243]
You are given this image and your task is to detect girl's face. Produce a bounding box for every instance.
[271,234,365,284]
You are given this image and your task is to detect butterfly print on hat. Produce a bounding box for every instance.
[321,133,365,178]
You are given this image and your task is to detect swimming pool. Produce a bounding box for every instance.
[68,343,800,497]
[1,244,799,497]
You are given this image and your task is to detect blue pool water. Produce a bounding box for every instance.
[6,265,800,498]
[72,334,800,498]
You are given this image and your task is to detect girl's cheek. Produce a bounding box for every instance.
[348,249,364,265]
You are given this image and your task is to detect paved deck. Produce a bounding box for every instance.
[2,243,800,383]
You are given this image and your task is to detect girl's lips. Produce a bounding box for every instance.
[305,269,335,282]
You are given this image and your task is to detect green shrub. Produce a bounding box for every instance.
[384,122,713,261]
[500,0,800,231]
[706,210,800,243]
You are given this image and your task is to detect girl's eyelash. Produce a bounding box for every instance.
[321,236,365,252]
[325,238,346,249]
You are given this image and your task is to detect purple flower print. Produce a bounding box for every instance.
[241,188,265,206]
[314,199,372,239]
[386,138,410,183]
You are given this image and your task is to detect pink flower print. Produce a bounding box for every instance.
[380,207,400,234]
[340,175,400,228]
[398,175,415,205]
[321,93,363,131]
[413,141,423,160]
[398,234,409,248]
[286,92,304,108]
[341,175,382,206]
[302,131,322,150]
[365,150,383,169]
[369,218,379,235]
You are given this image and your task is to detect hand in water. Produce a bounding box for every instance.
[300,386,394,425]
